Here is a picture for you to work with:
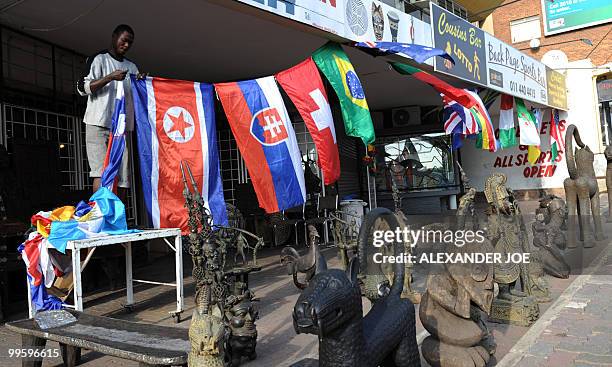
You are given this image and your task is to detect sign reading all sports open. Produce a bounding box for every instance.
[542,0,612,35]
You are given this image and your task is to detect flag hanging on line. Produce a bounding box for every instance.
[469,91,498,152]
[276,58,341,185]
[215,76,306,213]
[390,62,477,108]
[312,42,375,146]
[550,109,564,163]
[353,41,455,65]
[499,94,517,149]
[100,82,127,191]
[516,97,540,147]
[442,95,479,136]
[132,76,228,232]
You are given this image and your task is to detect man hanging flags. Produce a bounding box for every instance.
[100,82,127,191]
[215,76,306,213]
[550,109,564,163]
[499,94,517,149]
[132,76,228,232]
[276,58,340,185]
[312,42,375,146]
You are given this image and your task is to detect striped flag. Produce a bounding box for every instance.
[470,91,498,152]
[499,94,517,149]
[101,82,126,191]
[550,109,563,163]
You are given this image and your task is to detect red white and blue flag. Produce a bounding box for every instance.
[215,76,306,213]
[101,82,126,191]
[131,76,228,232]
[276,58,340,185]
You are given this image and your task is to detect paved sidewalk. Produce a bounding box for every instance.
[498,242,612,367]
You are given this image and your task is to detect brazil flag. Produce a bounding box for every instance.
[312,42,375,146]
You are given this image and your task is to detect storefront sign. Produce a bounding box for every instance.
[236,0,346,36]
[547,67,568,109]
[542,0,612,36]
[597,78,612,103]
[430,2,487,86]
[485,34,548,105]
[343,0,432,49]
[462,109,569,190]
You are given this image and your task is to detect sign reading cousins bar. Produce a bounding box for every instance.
[430,2,487,87]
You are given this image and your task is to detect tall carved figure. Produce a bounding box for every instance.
[564,125,605,247]
[604,144,612,222]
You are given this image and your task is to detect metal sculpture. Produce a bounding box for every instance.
[605,144,612,222]
[564,124,605,247]
[291,208,421,367]
[281,225,322,290]
[534,195,570,278]
[181,161,261,367]
[485,173,540,325]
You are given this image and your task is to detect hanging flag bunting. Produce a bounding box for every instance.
[100,82,127,191]
[499,94,517,149]
[550,109,563,163]
[353,41,455,65]
[132,76,228,232]
[390,62,476,108]
[442,95,479,136]
[215,76,306,213]
[312,42,375,146]
[527,107,543,164]
[469,91,498,152]
[276,58,341,185]
[516,98,541,146]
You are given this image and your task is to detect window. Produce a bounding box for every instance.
[510,16,541,43]
[435,0,468,20]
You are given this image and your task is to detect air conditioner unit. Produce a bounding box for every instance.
[391,106,421,128]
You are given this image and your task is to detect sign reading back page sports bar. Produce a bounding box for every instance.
[430,2,487,87]
[485,34,548,105]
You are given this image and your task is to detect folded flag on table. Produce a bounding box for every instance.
[100,81,127,191]
[353,41,455,65]
[276,58,341,185]
[131,76,228,232]
[390,62,476,108]
[312,42,375,146]
[215,76,306,213]
[499,94,517,149]
[550,109,564,163]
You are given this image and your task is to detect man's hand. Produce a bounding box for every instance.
[107,69,128,81]
[136,72,149,80]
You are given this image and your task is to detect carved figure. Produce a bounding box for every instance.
[485,173,540,325]
[605,144,612,222]
[564,124,605,247]
[420,242,496,367]
[291,208,420,367]
[371,3,384,41]
[529,213,552,303]
[234,233,247,265]
[226,298,258,366]
[534,195,570,278]
[281,238,321,290]
[188,307,226,367]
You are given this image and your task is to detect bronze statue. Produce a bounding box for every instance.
[605,144,612,222]
[485,173,540,326]
[291,208,421,367]
[188,308,226,367]
[534,195,570,278]
[564,124,605,247]
[529,213,552,303]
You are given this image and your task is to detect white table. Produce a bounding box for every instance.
[27,229,184,322]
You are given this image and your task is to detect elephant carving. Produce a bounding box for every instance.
[563,124,605,247]
[605,144,612,222]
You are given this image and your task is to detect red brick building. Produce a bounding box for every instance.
[490,0,611,66]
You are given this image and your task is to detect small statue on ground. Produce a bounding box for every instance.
[605,144,612,222]
[485,173,540,325]
[290,208,421,367]
[281,226,322,290]
[529,213,553,303]
[188,306,226,367]
[226,297,258,366]
[564,124,605,247]
[534,195,571,278]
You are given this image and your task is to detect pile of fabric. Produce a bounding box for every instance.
[18,187,135,311]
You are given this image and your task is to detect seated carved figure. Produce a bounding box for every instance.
[291,208,420,367]
[564,124,605,247]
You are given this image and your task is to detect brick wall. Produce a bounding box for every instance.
[492,0,612,66]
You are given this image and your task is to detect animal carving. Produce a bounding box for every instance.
[188,308,226,367]
[564,124,605,247]
[291,208,421,367]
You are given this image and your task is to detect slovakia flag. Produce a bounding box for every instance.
[101,82,126,191]
[215,76,306,213]
[276,58,341,185]
[132,76,228,232]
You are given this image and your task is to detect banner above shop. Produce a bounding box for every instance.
[430,2,487,87]
[541,0,612,36]
[235,0,346,36]
[484,34,548,105]
[547,67,568,110]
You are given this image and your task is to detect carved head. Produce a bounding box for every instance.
[228,299,257,337]
[293,258,361,337]
[484,173,514,215]
[372,3,384,41]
